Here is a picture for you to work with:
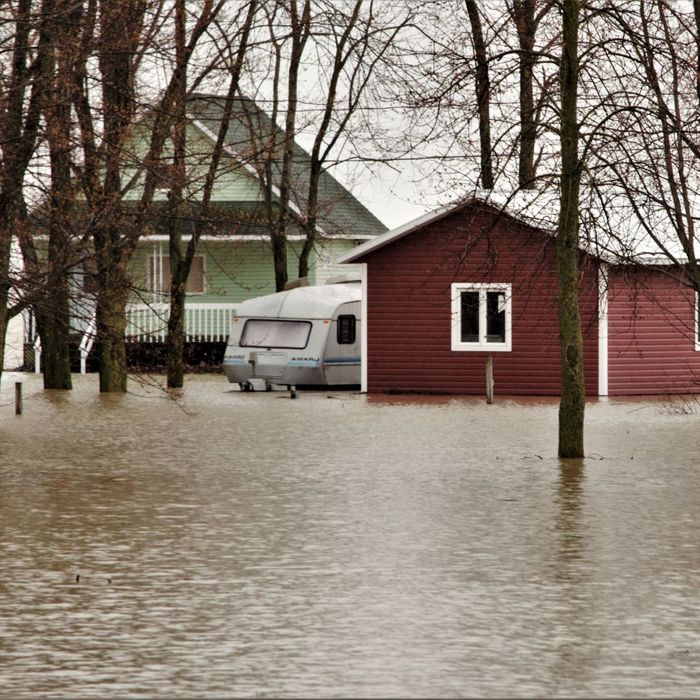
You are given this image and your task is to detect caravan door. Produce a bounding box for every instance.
[323,302,361,386]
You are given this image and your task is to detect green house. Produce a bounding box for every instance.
[30,94,387,372]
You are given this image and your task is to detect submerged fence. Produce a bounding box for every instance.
[28,302,238,374]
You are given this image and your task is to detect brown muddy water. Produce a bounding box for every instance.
[0,372,699,698]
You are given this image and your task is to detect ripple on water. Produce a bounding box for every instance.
[1,373,699,697]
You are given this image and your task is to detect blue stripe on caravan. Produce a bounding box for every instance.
[287,360,320,367]
[323,357,361,366]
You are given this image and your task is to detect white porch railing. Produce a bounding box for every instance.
[28,302,237,374]
[125,302,237,343]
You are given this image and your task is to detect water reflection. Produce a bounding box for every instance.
[556,459,586,568]
[1,374,700,697]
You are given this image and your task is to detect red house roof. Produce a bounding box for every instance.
[338,193,686,267]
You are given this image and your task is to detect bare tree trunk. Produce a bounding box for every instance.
[297,168,319,279]
[275,0,311,291]
[41,228,73,389]
[166,283,186,388]
[695,0,700,105]
[513,0,537,189]
[41,0,79,390]
[165,1,257,388]
[165,0,188,389]
[298,1,361,278]
[0,0,51,386]
[557,0,585,458]
[165,264,187,389]
[0,236,11,379]
[465,0,494,189]
[95,277,130,393]
[93,0,147,392]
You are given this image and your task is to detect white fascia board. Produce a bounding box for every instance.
[337,195,686,266]
[188,115,329,237]
[337,204,449,264]
[30,231,375,243]
[623,253,689,266]
[337,194,563,264]
[140,232,374,243]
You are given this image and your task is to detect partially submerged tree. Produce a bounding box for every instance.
[67,0,234,392]
[34,0,83,390]
[0,0,52,385]
[557,0,585,458]
[164,0,258,389]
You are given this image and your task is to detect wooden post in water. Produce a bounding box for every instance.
[485,356,494,404]
[15,382,22,415]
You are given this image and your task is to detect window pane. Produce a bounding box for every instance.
[149,256,204,293]
[486,291,506,343]
[337,314,356,344]
[460,291,480,342]
[240,320,312,349]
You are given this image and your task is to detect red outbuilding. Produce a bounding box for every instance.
[338,197,700,396]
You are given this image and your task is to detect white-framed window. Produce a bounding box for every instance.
[148,254,206,294]
[451,283,512,351]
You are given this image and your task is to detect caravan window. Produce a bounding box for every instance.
[240,320,312,349]
[337,315,356,344]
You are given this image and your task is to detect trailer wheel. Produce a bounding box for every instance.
[239,381,253,392]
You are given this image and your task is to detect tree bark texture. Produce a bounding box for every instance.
[298,0,363,278]
[513,0,537,189]
[41,0,80,390]
[91,0,146,392]
[275,0,311,291]
[166,285,186,389]
[0,0,52,386]
[165,1,257,387]
[557,0,585,458]
[695,0,700,105]
[95,272,130,393]
[465,0,494,189]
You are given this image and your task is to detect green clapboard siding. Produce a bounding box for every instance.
[130,237,363,306]
[122,122,266,204]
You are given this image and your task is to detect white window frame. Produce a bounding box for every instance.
[148,253,207,295]
[451,283,512,352]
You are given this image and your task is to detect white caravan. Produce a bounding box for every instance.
[223,279,361,390]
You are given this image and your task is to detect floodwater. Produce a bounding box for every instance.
[1,373,699,699]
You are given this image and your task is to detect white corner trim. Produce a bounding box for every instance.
[598,264,609,396]
[360,263,368,393]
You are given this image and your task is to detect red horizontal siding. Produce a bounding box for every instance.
[362,204,599,396]
[608,267,700,395]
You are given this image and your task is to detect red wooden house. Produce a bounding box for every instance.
[337,197,700,396]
